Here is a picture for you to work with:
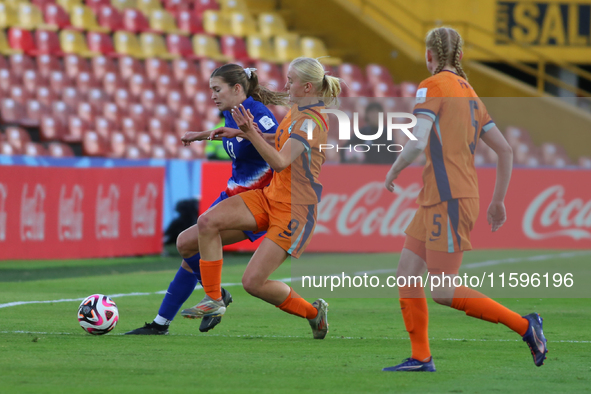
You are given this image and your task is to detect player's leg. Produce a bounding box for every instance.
[428,199,547,366]
[181,193,261,318]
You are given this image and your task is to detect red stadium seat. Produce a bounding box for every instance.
[91,55,117,80]
[24,99,49,126]
[76,71,99,95]
[77,102,97,123]
[148,118,166,142]
[253,60,282,83]
[166,33,196,58]
[198,58,220,82]
[578,156,591,168]
[83,130,108,156]
[177,145,195,160]
[36,86,58,107]
[174,118,195,138]
[125,144,145,159]
[193,90,210,115]
[118,56,144,80]
[35,29,63,56]
[51,100,74,125]
[399,82,418,98]
[183,74,200,98]
[102,71,124,96]
[151,144,167,159]
[176,10,203,35]
[128,73,151,98]
[88,88,109,111]
[96,5,124,32]
[87,31,117,56]
[139,89,161,111]
[114,88,133,111]
[40,115,65,141]
[50,71,73,95]
[366,63,393,85]
[86,0,111,13]
[338,63,365,84]
[37,54,61,79]
[8,28,37,56]
[93,116,115,140]
[136,132,152,155]
[65,115,89,142]
[127,103,147,131]
[155,74,179,99]
[103,102,123,123]
[372,82,397,97]
[163,132,180,155]
[164,0,193,13]
[0,69,16,94]
[166,89,186,113]
[23,70,44,96]
[33,0,58,8]
[24,141,48,157]
[109,131,127,157]
[6,126,32,153]
[194,0,219,15]
[47,141,75,157]
[64,54,90,79]
[43,3,71,30]
[178,105,196,123]
[145,57,171,82]
[120,117,140,142]
[220,35,250,61]
[122,8,150,33]
[172,58,198,82]
[0,141,16,155]
[10,86,32,106]
[9,54,35,78]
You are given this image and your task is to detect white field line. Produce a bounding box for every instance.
[0,251,588,310]
[1,330,589,344]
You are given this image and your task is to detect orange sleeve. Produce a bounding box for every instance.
[289,115,326,153]
[413,79,443,122]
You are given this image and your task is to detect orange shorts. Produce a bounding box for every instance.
[238,189,317,259]
[405,198,479,253]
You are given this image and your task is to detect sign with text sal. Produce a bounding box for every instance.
[0,165,164,260]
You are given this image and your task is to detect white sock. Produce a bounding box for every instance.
[154,315,172,326]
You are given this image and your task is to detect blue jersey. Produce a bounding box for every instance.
[222,96,278,196]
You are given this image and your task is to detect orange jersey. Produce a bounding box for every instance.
[413,71,496,206]
[264,102,328,205]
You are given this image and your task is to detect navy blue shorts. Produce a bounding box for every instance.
[211,191,266,242]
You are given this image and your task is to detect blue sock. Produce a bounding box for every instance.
[157,266,198,322]
[184,253,202,282]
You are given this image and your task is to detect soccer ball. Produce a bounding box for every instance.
[77,294,119,335]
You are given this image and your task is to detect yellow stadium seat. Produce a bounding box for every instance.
[219,0,247,12]
[57,0,83,13]
[246,34,276,62]
[136,0,161,16]
[70,5,110,32]
[110,0,136,11]
[300,36,342,65]
[140,32,178,59]
[192,34,231,62]
[17,3,57,31]
[229,11,257,37]
[202,10,230,36]
[60,29,98,57]
[5,0,29,11]
[114,31,143,58]
[274,33,301,63]
[0,2,19,28]
[0,29,22,55]
[149,9,185,35]
[258,12,287,38]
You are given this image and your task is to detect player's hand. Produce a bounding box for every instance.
[209,127,243,140]
[487,201,506,232]
[231,104,256,133]
[384,168,400,192]
[181,131,202,146]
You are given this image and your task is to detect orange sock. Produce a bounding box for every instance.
[200,259,223,300]
[451,286,529,336]
[399,285,431,362]
[277,288,318,319]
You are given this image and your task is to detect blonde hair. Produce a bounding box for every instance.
[211,64,288,106]
[425,27,467,81]
[289,57,341,106]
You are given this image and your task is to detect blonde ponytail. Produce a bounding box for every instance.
[289,57,341,106]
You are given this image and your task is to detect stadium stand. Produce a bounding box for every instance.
[0,0,585,166]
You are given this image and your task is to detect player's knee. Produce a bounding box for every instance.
[176,229,198,258]
[241,275,260,297]
[431,288,453,306]
[197,212,217,234]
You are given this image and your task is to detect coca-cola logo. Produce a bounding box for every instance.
[316,182,420,237]
[59,185,84,241]
[0,183,6,242]
[523,185,591,240]
[132,183,158,237]
[20,184,46,241]
[96,184,120,239]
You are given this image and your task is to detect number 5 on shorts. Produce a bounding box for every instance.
[431,214,441,238]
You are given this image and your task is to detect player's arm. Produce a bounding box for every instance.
[182,128,238,144]
[384,114,432,192]
[480,125,513,232]
[232,104,304,172]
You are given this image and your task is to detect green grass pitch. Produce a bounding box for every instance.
[1,249,590,394]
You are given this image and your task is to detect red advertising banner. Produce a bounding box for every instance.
[201,162,591,252]
[0,165,164,260]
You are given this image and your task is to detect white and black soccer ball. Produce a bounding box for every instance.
[77,294,119,335]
